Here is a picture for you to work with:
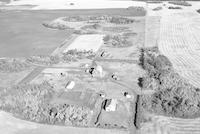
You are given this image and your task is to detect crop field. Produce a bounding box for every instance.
[157,3,200,87]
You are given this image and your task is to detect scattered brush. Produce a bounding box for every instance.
[168,6,182,9]
[62,49,96,62]
[103,34,132,47]
[168,1,192,6]
[0,58,30,73]
[26,55,60,66]
[153,6,163,11]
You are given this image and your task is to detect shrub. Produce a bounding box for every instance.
[197,9,200,14]
[103,34,132,47]
[62,49,95,62]
[27,55,60,66]
[81,24,101,30]
[42,22,72,30]
[153,6,162,11]
[109,16,135,24]
[168,1,192,6]
[168,6,182,9]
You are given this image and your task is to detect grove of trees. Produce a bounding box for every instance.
[139,47,200,118]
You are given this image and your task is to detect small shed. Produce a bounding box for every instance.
[102,99,118,112]
[123,92,131,99]
[65,81,75,90]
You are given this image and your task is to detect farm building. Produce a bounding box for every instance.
[65,81,75,90]
[102,99,118,112]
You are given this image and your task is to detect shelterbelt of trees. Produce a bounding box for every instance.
[138,47,200,119]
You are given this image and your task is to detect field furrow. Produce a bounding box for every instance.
[159,11,200,87]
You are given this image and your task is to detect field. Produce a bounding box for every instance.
[0,8,145,58]
[0,10,71,57]
[64,34,105,52]
[135,1,200,134]
[157,2,200,87]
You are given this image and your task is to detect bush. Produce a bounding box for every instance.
[197,9,200,14]
[42,22,72,30]
[62,49,96,62]
[81,24,101,30]
[168,6,182,9]
[109,16,135,24]
[168,1,192,6]
[27,55,60,66]
[153,6,162,11]
[127,6,146,15]
[103,34,132,47]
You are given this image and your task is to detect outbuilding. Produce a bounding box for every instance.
[102,99,118,112]
[65,81,75,90]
